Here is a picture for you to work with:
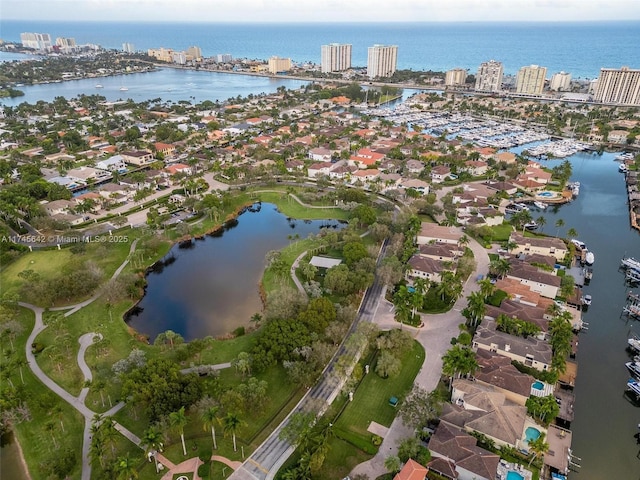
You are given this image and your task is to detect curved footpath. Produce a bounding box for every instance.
[350,235,490,479]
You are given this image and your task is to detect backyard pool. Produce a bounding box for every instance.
[525,426,541,443]
[532,381,544,390]
[507,471,525,480]
[538,191,554,197]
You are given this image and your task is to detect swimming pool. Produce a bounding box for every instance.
[532,381,544,390]
[525,426,541,443]
[507,471,525,480]
[538,191,554,197]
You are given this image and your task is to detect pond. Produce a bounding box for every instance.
[125,203,344,342]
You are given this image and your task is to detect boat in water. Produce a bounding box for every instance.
[629,335,640,354]
[584,250,595,265]
[533,201,547,210]
[628,378,640,397]
[581,294,592,306]
[120,86,129,91]
[626,361,640,380]
[621,257,640,270]
[95,84,103,88]
[619,163,628,173]
[626,269,640,283]
[524,221,538,231]
[571,239,586,251]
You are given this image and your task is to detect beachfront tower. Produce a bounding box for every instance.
[321,43,352,73]
[594,67,640,106]
[475,60,503,93]
[445,68,468,87]
[367,45,398,79]
[550,71,572,91]
[516,65,547,96]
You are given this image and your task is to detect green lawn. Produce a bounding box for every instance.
[254,191,351,220]
[334,340,425,438]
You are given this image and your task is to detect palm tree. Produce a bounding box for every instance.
[393,285,412,327]
[141,426,163,472]
[536,215,546,233]
[555,218,565,237]
[567,227,578,239]
[528,431,550,466]
[465,291,486,327]
[490,258,510,279]
[115,454,138,480]
[169,406,188,456]
[442,345,479,389]
[222,412,245,452]
[478,278,495,300]
[201,406,220,450]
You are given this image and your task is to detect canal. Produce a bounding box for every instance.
[125,203,344,342]
[524,149,640,478]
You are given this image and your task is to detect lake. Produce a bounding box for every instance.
[125,202,344,342]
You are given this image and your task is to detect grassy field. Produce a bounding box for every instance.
[335,340,425,438]
[254,191,351,221]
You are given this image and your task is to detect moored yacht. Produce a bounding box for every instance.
[95,84,103,88]
[584,250,595,265]
[628,378,640,397]
[626,361,640,380]
[621,257,640,270]
[629,335,640,354]
[619,163,628,173]
[533,201,547,210]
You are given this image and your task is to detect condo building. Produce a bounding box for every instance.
[367,45,398,79]
[320,43,352,73]
[550,71,572,91]
[20,32,52,51]
[475,60,503,93]
[445,68,468,87]
[186,46,202,61]
[216,54,233,63]
[515,65,547,95]
[268,56,292,74]
[122,43,135,53]
[594,67,640,106]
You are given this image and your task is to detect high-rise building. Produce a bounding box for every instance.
[515,65,547,95]
[475,60,503,93]
[320,43,352,73]
[122,42,135,53]
[367,45,398,79]
[549,71,572,91]
[594,67,640,106]
[20,32,52,50]
[148,48,174,63]
[268,56,292,74]
[172,51,187,65]
[445,68,467,87]
[216,54,233,63]
[186,46,202,61]
[55,37,76,48]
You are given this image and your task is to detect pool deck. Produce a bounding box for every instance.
[496,460,533,480]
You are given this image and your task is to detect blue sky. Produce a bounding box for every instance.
[3,0,639,22]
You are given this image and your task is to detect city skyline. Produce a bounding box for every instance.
[2,0,640,23]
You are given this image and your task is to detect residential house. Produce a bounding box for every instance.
[393,459,427,480]
[431,165,452,183]
[444,380,529,450]
[121,150,155,166]
[407,255,448,283]
[43,199,74,216]
[350,148,385,169]
[97,182,132,202]
[473,318,553,371]
[328,162,357,181]
[154,142,176,157]
[66,166,110,185]
[474,349,538,406]
[163,163,193,177]
[308,147,333,162]
[307,162,333,179]
[509,232,568,262]
[494,152,517,164]
[398,178,430,195]
[485,180,518,196]
[428,423,500,480]
[285,160,304,173]
[462,160,489,177]
[96,155,127,172]
[405,159,426,174]
[417,242,460,262]
[506,261,562,299]
[352,168,380,184]
[417,223,463,245]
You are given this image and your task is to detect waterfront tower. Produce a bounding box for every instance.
[321,43,352,73]
[367,44,398,79]
[475,60,504,93]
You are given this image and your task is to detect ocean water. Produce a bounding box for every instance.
[1,20,639,78]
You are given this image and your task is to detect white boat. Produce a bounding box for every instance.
[95,84,103,88]
[619,163,628,173]
[120,86,129,91]
[626,269,640,283]
[628,378,640,396]
[584,251,595,265]
[581,294,592,306]
[524,221,538,231]
[626,361,640,379]
[533,201,547,210]
[621,257,640,270]
[629,336,640,353]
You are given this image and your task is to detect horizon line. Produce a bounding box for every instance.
[3,19,640,24]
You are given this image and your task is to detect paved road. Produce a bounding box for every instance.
[229,241,390,480]
[350,233,490,479]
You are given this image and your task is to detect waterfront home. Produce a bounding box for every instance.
[417,223,463,245]
[66,166,110,184]
[441,380,528,450]
[154,142,176,157]
[96,155,126,172]
[506,261,561,299]
[163,163,192,177]
[430,165,452,183]
[495,151,517,164]
[428,422,499,479]
[509,232,568,262]
[485,299,550,337]
[474,349,538,406]
[512,178,546,193]
[473,319,552,371]
[485,180,518,196]
[121,150,154,166]
[407,255,448,283]
[393,459,427,480]
[544,425,573,476]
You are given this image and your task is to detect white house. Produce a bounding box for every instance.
[96,155,126,172]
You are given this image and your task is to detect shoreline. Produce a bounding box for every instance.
[15,432,32,480]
